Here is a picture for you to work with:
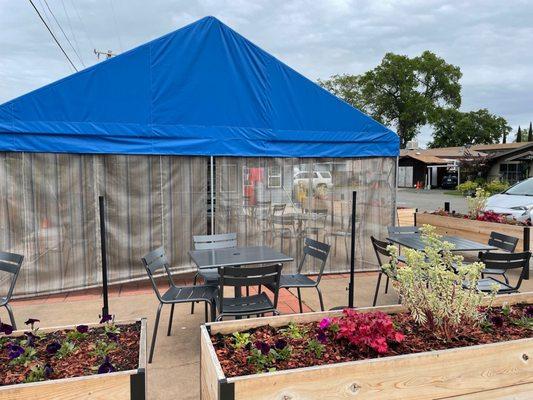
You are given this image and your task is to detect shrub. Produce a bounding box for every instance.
[456,180,478,195]
[484,180,509,195]
[384,225,496,341]
[466,187,489,218]
[328,309,404,354]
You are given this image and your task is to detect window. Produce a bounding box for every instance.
[219,164,237,193]
[268,165,282,188]
[500,163,527,184]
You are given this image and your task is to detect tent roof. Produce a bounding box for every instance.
[0,16,398,158]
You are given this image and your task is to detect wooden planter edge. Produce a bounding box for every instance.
[0,318,147,400]
[201,292,533,400]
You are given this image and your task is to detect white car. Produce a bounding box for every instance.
[293,171,333,190]
[484,178,533,221]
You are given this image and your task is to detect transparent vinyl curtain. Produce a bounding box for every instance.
[0,153,207,296]
[215,157,396,274]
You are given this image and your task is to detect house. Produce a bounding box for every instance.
[399,142,533,188]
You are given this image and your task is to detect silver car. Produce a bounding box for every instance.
[484,178,533,221]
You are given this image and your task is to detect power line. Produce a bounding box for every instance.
[60,0,85,67]
[28,0,78,72]
[108,0,123,52]
[69,0,95,51]
[43,0,85,68]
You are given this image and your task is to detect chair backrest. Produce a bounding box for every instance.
[297,238,330,280]
[193,233,237,250]
[387,226,420,236]
[371,236,393,269]
[218,264,283,313]
[488,232,519,253]
[141,247,173,301]
[272,214,294,228]
[478,251,531,291]
[272,204,286,215]
[0,252,24,300]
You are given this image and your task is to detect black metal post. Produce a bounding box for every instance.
[444,202,450,212]
[524,226,530,280]
[99,196,110,316]
[348,191,356,308]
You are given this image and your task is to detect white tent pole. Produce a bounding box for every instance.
[210,156,215,234]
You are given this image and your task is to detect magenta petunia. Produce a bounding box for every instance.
[319,318,332,330]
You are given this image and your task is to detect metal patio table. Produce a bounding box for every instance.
[189,245,293,318]
[387,233,498,253]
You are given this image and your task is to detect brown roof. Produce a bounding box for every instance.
[400,147,487,159]
[471,142,529,153]
[402,154,449,164]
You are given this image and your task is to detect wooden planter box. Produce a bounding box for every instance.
[201,293,533,400]
[416,212,531,278]
[0,318,146,400]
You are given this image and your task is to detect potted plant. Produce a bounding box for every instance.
[200,227,533,400]
[0,315,146,400]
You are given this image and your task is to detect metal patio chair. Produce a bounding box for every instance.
[325,202,352,265]
[266,238,330,312]
[0,252,24,330]
[191,233,237,314]
[303,209,328,242]
[142,247,216,363]
[481,232,519,284]
[470,251,531,294]
[215,264,283,320]
[371,236,400,306]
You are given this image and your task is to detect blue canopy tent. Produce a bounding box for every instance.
[0,17,398,301]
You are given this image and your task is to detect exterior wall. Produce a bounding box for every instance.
[398,158,426,188]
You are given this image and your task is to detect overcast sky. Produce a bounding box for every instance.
[1,0,532,147]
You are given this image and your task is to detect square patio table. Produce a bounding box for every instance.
[387,233,498,252]
[189,245,293,270]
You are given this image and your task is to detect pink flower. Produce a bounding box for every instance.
[319,318,332,330]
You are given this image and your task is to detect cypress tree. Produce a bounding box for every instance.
[517,126,522,143]
[528,122,533,142]
[503,130,507,143]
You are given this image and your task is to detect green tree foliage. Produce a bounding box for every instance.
[516,126,523,142]
[319,51,462,147]
[428,108,511,148]
[528,122,532,142]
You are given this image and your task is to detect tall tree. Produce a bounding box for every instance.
[528,122,533,142]
[319,51,462,147]
[516,126,522,143]
[428,108,511,148]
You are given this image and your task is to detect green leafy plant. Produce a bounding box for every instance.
[384,225,496,341]
[10,346,37,366]
[484,180,509,195]
[306,339,325,358]
[466,187,489,218]
[56,341,76,359]
[90,339,117,358]
[456,180,478,195]
[232,332,251,350]
[280,322,305,339]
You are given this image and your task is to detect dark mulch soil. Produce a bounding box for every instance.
[212,304,532,377]
[0,322,140,386]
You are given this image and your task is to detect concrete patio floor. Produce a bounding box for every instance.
[5,270,533,400]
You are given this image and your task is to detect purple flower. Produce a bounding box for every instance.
[44,363,53,379]
[525,306,533,319]
[0,322,13,335]
[274,339,287,350]
[46,341,61,355]
[106,332,119,342]
[317,330,328,344]
[319,318,332,330]
[7,343,24,359]
[24,318,40,329]
[24,332,39,347]
[254,341,271,355]
[99,314,113,324]
[97,357,116,374]
[490,315,504,328]
[76,325,89,334]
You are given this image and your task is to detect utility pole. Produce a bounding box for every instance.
[94,49,116,60]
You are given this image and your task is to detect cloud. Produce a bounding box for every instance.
[0,0,531,146]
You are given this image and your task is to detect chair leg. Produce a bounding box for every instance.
[191,274,198,315]
[210,301,216,322]
[149,303,163,364]
[384,275,390,294]
[258,285,262,294]
[167,304,175,336]
[373,272,383,307]
[296,288,303,313]
[316,287,325,311]
[5,304,16,330]
[246,286,250,296]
